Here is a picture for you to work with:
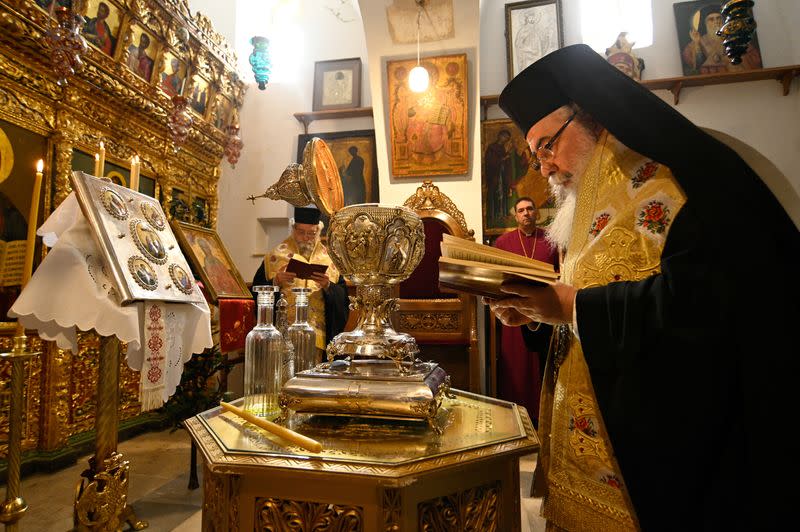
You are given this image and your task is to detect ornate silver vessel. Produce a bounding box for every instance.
[248,138,451,430]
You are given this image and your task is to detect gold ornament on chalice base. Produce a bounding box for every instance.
[247,138,452,431]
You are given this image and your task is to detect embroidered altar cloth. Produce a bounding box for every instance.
[9,193,212,410]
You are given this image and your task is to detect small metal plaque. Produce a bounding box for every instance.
[70,171,204,305]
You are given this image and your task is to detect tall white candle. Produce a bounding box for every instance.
[98,141,105,177]
[17,160,44,336]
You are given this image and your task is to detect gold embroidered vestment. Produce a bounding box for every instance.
[537,133,686,531]
[265,237,341,350]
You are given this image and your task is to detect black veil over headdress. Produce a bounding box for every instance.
[499,44,797,256]
[499,44,799,529]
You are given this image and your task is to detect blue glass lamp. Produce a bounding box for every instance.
[249,36,271,90]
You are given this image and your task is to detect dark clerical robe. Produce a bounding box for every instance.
[493,227,558,421]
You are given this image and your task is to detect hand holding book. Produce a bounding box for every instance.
[437,234,559,299]
[285,257,329,280]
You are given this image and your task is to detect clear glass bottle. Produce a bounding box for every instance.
[275,291,295,385]
[288,287,317,373]
[243,285,283,418]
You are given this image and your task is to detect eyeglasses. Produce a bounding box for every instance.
[530,112,576,171]
[294,228,319,238]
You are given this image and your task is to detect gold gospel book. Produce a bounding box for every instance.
[69,171,205,305]
[438,233,559,299]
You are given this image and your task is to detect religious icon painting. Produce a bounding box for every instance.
[128,256,158,290]
[170,220,251,302]
[100,186,128,220]
[189,75,210,117]
[296,130,379,208]
[673,1,763,76]
[168,186,190,222]
[386,53,469,177]
[106,170,127,188]
[83,0,122,57]
[190,195,210,227]
[125,24,159,83]
[130,219,167,264]
[480,118,551,239]
[140,201,166,231]
[169,263,194,294]
[505,0,564,82]
[211,94,232,130]
[159,51,187,97]
[312,57,362,111]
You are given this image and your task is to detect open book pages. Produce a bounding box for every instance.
[438,234,559,299]
[286,257,328,280]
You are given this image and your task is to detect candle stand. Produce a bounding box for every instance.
[72,335,148,531]
[0,335,39,532]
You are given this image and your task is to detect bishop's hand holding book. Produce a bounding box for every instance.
[437,234,559,300]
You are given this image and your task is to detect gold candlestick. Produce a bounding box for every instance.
[1,160,44,531]
[98,141,105,177]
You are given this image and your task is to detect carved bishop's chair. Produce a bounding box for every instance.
[394,181,480,392]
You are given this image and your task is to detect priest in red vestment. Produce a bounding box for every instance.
[492,196,557,424]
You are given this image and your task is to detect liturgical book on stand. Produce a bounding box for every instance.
[438,233,559,299]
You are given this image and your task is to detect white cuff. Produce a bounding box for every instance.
[572,291,580,340]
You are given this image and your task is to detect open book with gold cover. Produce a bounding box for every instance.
[438,233,559,299]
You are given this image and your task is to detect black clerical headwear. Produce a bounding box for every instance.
[498,43,797,260]
[294,206,321,225]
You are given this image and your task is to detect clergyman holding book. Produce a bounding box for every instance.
[251,206,349,362]
[491,196,558,427]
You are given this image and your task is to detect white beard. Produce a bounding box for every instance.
[297,240,315,259]
[543,125,600,251]
[546,185,577,250]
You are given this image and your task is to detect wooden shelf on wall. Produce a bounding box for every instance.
[480,65,800,116]
[293,107,373,134]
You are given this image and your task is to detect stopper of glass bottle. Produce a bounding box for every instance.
[253,285,278,306]
[291,287,311,306]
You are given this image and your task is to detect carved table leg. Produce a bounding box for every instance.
[73,335,148,531]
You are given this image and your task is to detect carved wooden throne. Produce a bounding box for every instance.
[395,181,480,392]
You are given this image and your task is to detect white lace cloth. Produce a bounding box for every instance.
[9,192,212,410]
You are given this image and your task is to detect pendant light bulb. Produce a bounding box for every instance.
[409,65,429,92]
[409,1,429,93]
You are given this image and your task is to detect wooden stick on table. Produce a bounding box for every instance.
[219,401,323,454]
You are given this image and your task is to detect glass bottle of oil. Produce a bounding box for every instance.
[243,285,283,417]
[288,287,317,373]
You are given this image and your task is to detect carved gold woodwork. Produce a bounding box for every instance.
[0,329,43,458]
[403,180,474,239]
[256,498,363,530]
[398,181,481,392]
[0,0,242,467]
[418,482,500,531]
[189,392,537,530]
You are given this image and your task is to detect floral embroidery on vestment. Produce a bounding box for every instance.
[631,161,659,189]
[589,213,612,237]
[637,200,671,234]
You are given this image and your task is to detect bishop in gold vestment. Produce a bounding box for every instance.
[251,207,349,356]
[491,45,799,530]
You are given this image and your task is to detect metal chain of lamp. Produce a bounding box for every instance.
[45,3,89,87]
[408,0,429,93]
